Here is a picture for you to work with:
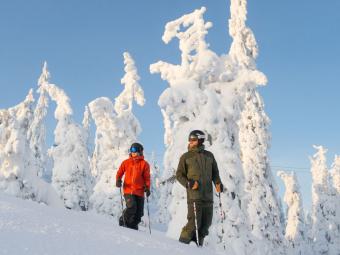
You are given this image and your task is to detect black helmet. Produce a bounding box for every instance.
[129,143,144,154]
[188,130,205,144]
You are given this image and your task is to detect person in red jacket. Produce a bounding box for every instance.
[116,142,151,230]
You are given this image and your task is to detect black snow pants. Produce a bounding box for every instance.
[119,194,144,230]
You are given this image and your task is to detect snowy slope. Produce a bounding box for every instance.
[0,194,218,255]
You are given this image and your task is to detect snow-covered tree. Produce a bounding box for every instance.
[310,145,332,254]
[239,89,285,254]
[88,97,120,216]
[329,156,340,255]
[0,89,61,207]
[278,171,310,255]
[27,62,49,179]
[82,105,93,158]
[228,0,258,69]
[114,52,145,114]
[150,2,276,252]
[148,151,162,223]
[0,90,35,199]
[89,52,145,218]
[38,63,92,211]
[229,0,285,253]
[150,5,219,231]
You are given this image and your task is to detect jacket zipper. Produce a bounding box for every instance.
[131,162,136,195]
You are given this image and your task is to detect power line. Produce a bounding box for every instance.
[271,165,310,173]
[271,165,309,170]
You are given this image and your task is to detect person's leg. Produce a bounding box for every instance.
[132,195,144,230]
[179,201,202,244]
[198,204,213,246]
[123,194,137,229]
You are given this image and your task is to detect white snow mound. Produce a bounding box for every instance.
[0,193,218,255]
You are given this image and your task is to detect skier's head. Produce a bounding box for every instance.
[129,142,144,156]
[188,130,205,147]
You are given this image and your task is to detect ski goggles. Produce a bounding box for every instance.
[188,134,205,141]
[130,146,140,153]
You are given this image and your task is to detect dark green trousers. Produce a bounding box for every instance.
[179,201,213,245]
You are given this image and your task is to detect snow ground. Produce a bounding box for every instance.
[0,194,218,255]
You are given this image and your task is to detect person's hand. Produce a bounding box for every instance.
[145,188,151,197]
[116,179,122,188]
[192,181,199,190]
[216,183,224,193]
[188,179,199,190]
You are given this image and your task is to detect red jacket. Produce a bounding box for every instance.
[116,155,150,197]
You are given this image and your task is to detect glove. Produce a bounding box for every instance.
[216,183,224,193]
[187,179,199,190]
[145,188,151,197]
[116,179,122,188]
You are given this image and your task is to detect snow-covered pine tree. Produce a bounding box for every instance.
[150,5,221,235]
[238,89,285,254]
[27,62,49,179]
[88,97,118,215]
[150,3,267,252]
[148,151,162,224]
[310,145,332,254]
[0,89,61,207]
[278,171,310,255]
[39,63,92,211]
[229,0,285,253]
[329,155,340,255]
[229,0,258,69]
[0,90,36,199]
[114,52,145,114]
[89,52,145,218]
[82,105,93,161]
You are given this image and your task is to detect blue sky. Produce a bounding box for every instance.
[0,0,339,208]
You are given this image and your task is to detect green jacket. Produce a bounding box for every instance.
[176,145,222,203]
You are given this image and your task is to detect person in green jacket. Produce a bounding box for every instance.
[176,130,224,246]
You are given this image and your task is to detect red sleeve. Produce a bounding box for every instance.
[143,162,151,190]
[116,161,126,181]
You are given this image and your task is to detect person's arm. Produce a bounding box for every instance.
[211,154,222,186]
[143,162,151,190]
[116,161,126,181]
[176,155,188,188]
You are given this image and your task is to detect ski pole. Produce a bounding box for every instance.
[218,193,226,250]
[145,194,151,235]
[193,201,200,247]
[119,187,126,227]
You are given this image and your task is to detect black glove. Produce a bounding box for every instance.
[187,179,198,189]
[116,179,122,188]
[145,188,151,197]
[218,183,224,193]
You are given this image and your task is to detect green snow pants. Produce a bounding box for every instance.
[179,201,213,246]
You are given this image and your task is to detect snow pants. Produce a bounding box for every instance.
[179,201,213,246]
[119,194,144,230]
